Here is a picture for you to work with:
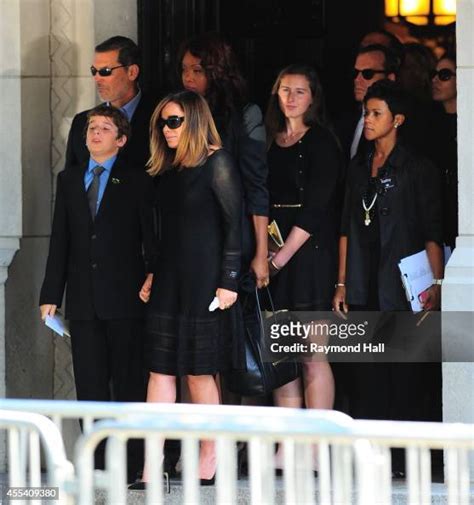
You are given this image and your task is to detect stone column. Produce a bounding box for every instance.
[5,0,55,402]
[0,0,22,470]
[442,0,474,477]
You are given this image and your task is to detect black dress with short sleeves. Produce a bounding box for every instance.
[145,149,244,376]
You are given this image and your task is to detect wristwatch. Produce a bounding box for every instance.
[432,278,443,286]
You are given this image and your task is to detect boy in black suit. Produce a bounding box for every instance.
[40,104,155,479]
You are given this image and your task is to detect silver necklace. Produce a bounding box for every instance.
[362,193,378,226]
[281,130,306,143]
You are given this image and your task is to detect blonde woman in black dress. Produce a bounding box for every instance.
[136,90,242,486]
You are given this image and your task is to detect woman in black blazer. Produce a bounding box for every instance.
[332,81,444,451]
[333,79,444,314]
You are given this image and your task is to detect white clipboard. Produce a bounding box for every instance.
[398,246,451,312]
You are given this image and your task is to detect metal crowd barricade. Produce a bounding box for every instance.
[350,419,474,505]
[72,405,358,505]
[1,399,473,504]
[73,406,474,505]
[0,398,201,439]
[0,409,74,505]
[0,400,355,503]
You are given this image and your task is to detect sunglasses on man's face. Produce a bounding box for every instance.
[90,64,127,77]
[431,68,456,82]
[158,116,185,129]
[352,68,387,80]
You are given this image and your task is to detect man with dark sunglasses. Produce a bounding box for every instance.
[351,45,398,158]
[335,44,398,161]
[65,36,157,171]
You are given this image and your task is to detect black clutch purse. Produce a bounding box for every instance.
[224,287,301,396]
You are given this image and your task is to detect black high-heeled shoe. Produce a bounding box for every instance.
[199,476,215,486]
[128,472,171,493]
[128,480,147,490]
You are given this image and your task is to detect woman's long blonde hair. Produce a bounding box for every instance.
[147,90,222,176]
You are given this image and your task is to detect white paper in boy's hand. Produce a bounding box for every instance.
[45,312,71,337]
[208,296,220,312]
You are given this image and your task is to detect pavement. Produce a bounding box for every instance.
[100,477,472,505]
[1,473,473,504]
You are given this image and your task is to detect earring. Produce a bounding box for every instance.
[394,123,399,129]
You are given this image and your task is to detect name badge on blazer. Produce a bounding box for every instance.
[378,175,397,193]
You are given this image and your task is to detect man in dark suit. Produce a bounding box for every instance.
[65,36,156,170]
[40,104,156,479]
[335,44,398,162]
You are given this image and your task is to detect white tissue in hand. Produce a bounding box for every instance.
[208,296,219,312]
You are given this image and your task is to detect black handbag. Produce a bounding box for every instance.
[225,287,301,396]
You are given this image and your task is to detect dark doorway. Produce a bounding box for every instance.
[136,0,444,478]
[138,0,385,115]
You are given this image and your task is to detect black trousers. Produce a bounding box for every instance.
[69,317,146,479]
[343,284,443,475]
[69,317,146,402]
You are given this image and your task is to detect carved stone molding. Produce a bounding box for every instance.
[50,0,95,177]
[50,0,75,176]
[48,0,94,400]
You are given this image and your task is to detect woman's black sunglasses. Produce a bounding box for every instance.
[90,65,127,77]
[158,116,185,129]
[431,68,456,82]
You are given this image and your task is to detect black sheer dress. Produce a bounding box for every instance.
[145,150,244,376]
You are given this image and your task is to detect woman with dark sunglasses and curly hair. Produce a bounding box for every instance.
[178,32,269,290]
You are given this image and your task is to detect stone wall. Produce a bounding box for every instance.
[0,0,24,469]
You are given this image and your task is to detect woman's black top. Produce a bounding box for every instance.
[341,142,443,310]
[267,125,343,310]
[432,111,458,249]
